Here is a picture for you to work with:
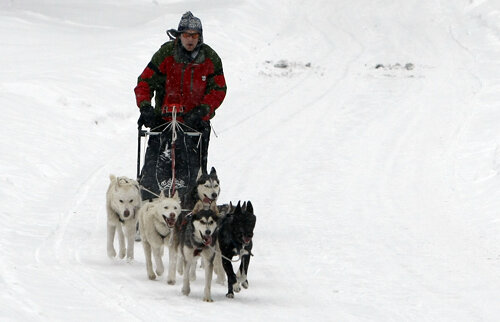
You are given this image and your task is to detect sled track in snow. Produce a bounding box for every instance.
[218,2,364,135]
[30,157,157,320]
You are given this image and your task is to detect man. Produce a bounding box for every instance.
[134,11,226,201]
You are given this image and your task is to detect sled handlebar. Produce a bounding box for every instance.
[139,129,162,137]
[139,128,201,137]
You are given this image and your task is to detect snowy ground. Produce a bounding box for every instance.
[1,0,500,321]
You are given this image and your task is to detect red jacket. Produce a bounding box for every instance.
[134,40,226,121]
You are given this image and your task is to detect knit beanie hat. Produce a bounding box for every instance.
[178,11,202,34]
[167,11,203,40]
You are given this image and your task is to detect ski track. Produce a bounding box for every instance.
[30,160,141,320]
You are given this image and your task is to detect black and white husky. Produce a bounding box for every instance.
[183,167,220,210]
[182,166,226,284]
[218,201,256,298]
[174,201,219,302]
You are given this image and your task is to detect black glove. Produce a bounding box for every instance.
[183,105,209,129]
[138,104,156,128]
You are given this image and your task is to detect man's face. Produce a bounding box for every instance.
[180,29,200,52]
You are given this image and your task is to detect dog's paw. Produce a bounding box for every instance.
[233,283,241,293]
[226,292,234,299]
[182,286,190,296]
[148,272,156,280]
[167,279,176,285]
[126,257,135,264]
[107,248,117,258]
[242,280,248,289]
[156,268,164,277]
[203,297,214,302]
[236,272,247,283]
[119,249,126,259]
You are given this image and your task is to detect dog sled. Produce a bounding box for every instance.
[136,106,208,206]
[134,107,257,300]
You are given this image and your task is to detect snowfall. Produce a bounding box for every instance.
[1,0,500,321]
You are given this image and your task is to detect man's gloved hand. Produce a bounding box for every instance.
[183,105,209,129]
[138,104,156,128]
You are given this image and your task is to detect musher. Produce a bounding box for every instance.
[134,11,227,202]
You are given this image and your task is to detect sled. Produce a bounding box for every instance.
[136,108,205,204]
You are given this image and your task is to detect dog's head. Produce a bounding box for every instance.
[232,201,256,245]
[191,200,219,246]
[108,174,141,221]
[153,190,182,228]
[196,167,220,206]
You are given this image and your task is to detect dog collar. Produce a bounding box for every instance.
[156,226,171,240]
[115,212,124,224]
[158,231,170,240]
[192,235,213,256]
[194,247,203,256]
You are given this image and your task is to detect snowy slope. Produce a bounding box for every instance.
[1,0,500,321]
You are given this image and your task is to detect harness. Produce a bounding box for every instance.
[192,230,215,257]
[157,229,170,241]
[193,243,206,257]
[216,240,254,263]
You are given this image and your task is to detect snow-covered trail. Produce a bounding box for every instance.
[1,0,500,321]
[310,1,500,319]
[214,0,500,319]
[226,0,500,319]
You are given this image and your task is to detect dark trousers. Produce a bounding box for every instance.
[139,122,210,203]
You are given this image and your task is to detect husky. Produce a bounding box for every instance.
[138,191,182,284]
[106,175,141,260]
[183,166,226,284]
[218,201,256,298]
[174,201,219,302]
[183,167,220,210]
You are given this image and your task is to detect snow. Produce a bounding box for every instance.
[1,0,500,321]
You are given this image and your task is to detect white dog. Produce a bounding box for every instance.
[138,191,182,284]
[106,175,141,260]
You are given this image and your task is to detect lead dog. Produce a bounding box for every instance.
[218,201,256,298]
[138,191,181,284]
[106,175,141,260]
[174,201,219,302]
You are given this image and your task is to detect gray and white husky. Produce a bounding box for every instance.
[174,201,219,302]
[106,175,142,260]
[138,190,182,284]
